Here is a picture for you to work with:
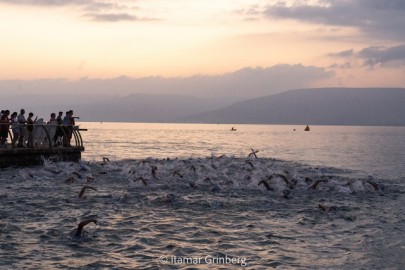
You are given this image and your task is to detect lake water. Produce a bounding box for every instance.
[1,122,404,269]
[82,123,405,179]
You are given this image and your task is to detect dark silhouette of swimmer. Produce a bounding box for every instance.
[189,182,197,189]
[248,148,259,159]
[134,177,148,186]
[79,185,97,199]
[282,189,292,199]
[74,219,97,237]
[305,177,313,184]
[309,179,328,190]
[203,177,212,184]
[163,193,176,203]
[65,177,75,184]
[170,170,183,180]
[275,174,294,189]
[366,180,381,191]
[245,160,254,169]
[318,204,338,212]
[188,165,197,174]
[102,157,110,163]
[258,179,272,191]
[72,171,82,179]
[151,166,160,180]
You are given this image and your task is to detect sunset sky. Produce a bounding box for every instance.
[0,0,404,89]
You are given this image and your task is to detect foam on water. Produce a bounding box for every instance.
[0,156,404,269]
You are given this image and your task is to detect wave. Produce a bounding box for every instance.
[1,156,403,269]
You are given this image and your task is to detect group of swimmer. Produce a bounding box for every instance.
[0,109,79,148]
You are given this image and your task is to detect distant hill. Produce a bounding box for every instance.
[6,87,405,125]
[179,88,405,126]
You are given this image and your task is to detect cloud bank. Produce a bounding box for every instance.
[0,64,333,101]
[329,44,405,67]
[0,64,334,121]
[0,0,149,22]
[263,0,405,42]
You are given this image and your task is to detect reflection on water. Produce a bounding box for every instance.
[81,122,405,179]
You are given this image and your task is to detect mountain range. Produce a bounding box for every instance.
[3,87,405,126]
[179,88,405,126]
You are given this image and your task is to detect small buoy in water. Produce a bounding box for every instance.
[304,125,310,131]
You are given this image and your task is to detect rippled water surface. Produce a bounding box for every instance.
[82,123,405,179]
[1,123,405,269]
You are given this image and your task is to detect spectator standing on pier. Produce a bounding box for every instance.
[63,110,79,147]
[69,110,79,126]
[53,111,63,146]
[48,113,57,125]
[62,111,71,147]
[17,109,27,147]
[10,112,19,148]
[0,110,10,148]
[26,112,37,148]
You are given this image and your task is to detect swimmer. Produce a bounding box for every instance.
[258,179,272,191]
[65,177,75,184]
[318,204,338,212]
[248,148,259,159]
[74,219,97,237]
[245,160,254,169]
[203,177,212,184]
[366,179,381,191]
[275,173,294,189]
[305,177,313,184]
[79,162,88,172]
[187,165,197,174]
[79,185,97,199]
[151,166,161,180]
[102,157,110,163]
[216,154,226,160]
[140,159,150,166]
[309,179,328,190]
[165,193,176,203]
[170,170,183,180]
[134,177,148,186]
[282,189,292,199]
[72,172,82,179]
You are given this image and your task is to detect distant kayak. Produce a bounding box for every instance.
[230,127,237,131]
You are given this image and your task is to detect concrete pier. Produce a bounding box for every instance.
[0,146,85,167]
[0,124,86,167]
